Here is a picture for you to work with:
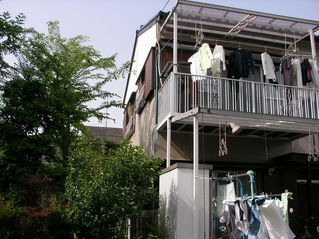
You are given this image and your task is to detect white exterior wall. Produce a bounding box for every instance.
[125,24,157,104]
[159,165,210,239]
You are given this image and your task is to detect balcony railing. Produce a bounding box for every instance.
[158,72,319,123]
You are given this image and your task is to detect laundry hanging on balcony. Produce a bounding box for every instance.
[280,55,316,88]
[211,44,226,77]
[199,43,213,71]
[188,52,206,76]
[291,58,303,87]
[308,59,319,88]
[301,58,313,85]
[188,43,226,77]
[227,49,254,79]
[280,58,293,86]
[261,52,277,84]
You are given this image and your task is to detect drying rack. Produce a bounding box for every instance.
[280,53,313,61]
[212,171,293,239]
[211,170,255,239]
[212,170,255,199]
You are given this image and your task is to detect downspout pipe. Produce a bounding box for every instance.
[193,116,199,239]
[150,44,160,158]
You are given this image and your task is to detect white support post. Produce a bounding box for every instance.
[173,12,178,74]
[166,119,171,168]
[169,12,178,116]
[193,116,199,239]
[310,29,318,67]
[169,73,175,115]
[127,218,131,239]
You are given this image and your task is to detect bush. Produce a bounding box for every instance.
[0,176,71,239]
[66,137,161,239]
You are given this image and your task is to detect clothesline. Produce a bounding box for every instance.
[223,191,293,202]
[280,53,313,61]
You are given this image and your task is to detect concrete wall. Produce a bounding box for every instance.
[159,164,211,239]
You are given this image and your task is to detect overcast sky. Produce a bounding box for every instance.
[2,0,319,128]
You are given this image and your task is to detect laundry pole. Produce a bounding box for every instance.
[166,12,178,168]
[310,29,318,68]
[173,12,177,73]
[193,116,199,239]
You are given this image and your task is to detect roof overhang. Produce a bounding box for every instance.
[160,0,319,51]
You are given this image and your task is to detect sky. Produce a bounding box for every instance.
[1,0,319,128]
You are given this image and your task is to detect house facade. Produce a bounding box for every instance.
[123,1,319,238]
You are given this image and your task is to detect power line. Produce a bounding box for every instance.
[162,0,170,11]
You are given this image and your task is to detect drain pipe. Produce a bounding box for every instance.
[150,44,160,158]
[193,116,199,239]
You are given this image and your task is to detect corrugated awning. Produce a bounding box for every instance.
[160,0,319,49]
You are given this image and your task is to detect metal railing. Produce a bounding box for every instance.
[158,72,319,122]
[158,76,172,122]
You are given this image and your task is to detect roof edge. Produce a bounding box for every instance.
[123,11,166,104]
[178,0,319,25]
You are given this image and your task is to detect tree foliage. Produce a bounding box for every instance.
[0,21,129,185]
[65,137,161,239]
[0,12,27,77]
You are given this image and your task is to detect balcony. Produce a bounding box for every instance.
[158,72,319,139]
[135,85,145,114]
[124,116,135,139]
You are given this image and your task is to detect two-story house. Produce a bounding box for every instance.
[123,1,319,238]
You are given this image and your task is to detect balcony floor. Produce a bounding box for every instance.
[160,107,319,140]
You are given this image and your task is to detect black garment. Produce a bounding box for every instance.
[227,49,254,79]
[301,59,313,85]
[235,200,244,221]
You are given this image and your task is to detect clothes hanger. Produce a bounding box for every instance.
[194,18,204,49]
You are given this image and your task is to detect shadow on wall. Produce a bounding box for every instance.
[159,182,178,239]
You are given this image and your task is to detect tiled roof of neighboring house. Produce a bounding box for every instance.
[86,126,123,144]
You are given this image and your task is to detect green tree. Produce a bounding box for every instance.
[0,12,27,78]
[65,137,161,239]
[0,21,128,184]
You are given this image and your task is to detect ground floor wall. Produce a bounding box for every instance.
[159,158,319,238]
[210,160,319,237]
[159,164,211,239]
